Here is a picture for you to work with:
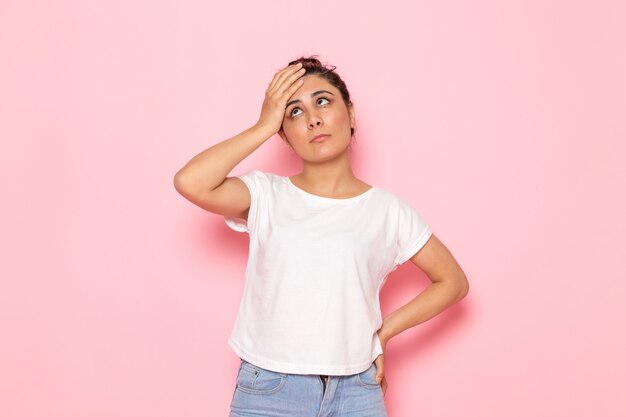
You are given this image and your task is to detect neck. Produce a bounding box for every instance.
[296,151,359,195]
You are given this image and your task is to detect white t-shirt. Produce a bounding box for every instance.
[224,170,432,375]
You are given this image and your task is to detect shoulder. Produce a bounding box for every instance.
[235,170,288,198]
[370,186,413,210]
[237,169,281,185]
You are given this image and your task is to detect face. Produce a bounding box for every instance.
[279,75,355,161]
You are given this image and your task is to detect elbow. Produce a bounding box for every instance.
[456,274,470,301]
[173,172,184,194]
[173,169,192,194]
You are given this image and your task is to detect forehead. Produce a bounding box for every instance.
[288,74,339,101]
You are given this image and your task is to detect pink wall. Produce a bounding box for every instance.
[1,1,624,416]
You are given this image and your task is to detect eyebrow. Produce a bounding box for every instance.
[286,90,335,108]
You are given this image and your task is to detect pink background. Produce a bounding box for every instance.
[1,1,624,416]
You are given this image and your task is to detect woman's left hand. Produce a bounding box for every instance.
[374,350,388,396]
[374,329,390,396]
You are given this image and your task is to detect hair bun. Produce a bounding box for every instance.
[302,56,322,65]
[288,55,336,72]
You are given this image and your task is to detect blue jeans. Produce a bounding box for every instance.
[229,358,388,417]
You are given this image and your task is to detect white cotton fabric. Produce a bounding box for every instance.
[224,170,432,375]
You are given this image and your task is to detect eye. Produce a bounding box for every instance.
[289,107,302,117]
[288,97,331,118]
[317,97,330,106]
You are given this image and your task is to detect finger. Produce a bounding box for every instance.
[268,63,303,95]
[273,78,304,120]
[267,63,301,92]
[277,73,305,102]
[375,364,384,383]
[269,66,303,98]
[267,64,296,91]
[271,76,305,120]
[275,67,306,98]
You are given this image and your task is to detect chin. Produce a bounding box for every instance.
[304,146,352,162]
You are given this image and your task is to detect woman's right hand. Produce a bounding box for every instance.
[255,62,306,135]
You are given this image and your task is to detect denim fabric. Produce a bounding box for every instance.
[229,358,387,417]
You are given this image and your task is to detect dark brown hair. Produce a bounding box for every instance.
[285,55,354,137]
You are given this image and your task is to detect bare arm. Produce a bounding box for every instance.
[173,62,306,218]
[372,233,469,393]
[172,124,273,206]
[378,233,469,347]
[173,124,274,192]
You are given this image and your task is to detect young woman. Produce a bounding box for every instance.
[174,56,469,417]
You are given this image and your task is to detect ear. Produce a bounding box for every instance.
[348,102,356,129]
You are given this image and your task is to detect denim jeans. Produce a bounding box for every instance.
[229,358,388,417]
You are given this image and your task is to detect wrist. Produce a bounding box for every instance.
[377,328,391,349]
[251,122,278,139]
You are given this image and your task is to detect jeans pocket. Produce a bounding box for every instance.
[356,362,381,389]
[236,360,288,395]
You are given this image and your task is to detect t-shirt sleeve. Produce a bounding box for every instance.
[223,170,267,234]
[394,198,433,265]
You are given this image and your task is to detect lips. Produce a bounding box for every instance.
[310,134,330,143]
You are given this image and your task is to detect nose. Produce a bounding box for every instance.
[308,113,323,129]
